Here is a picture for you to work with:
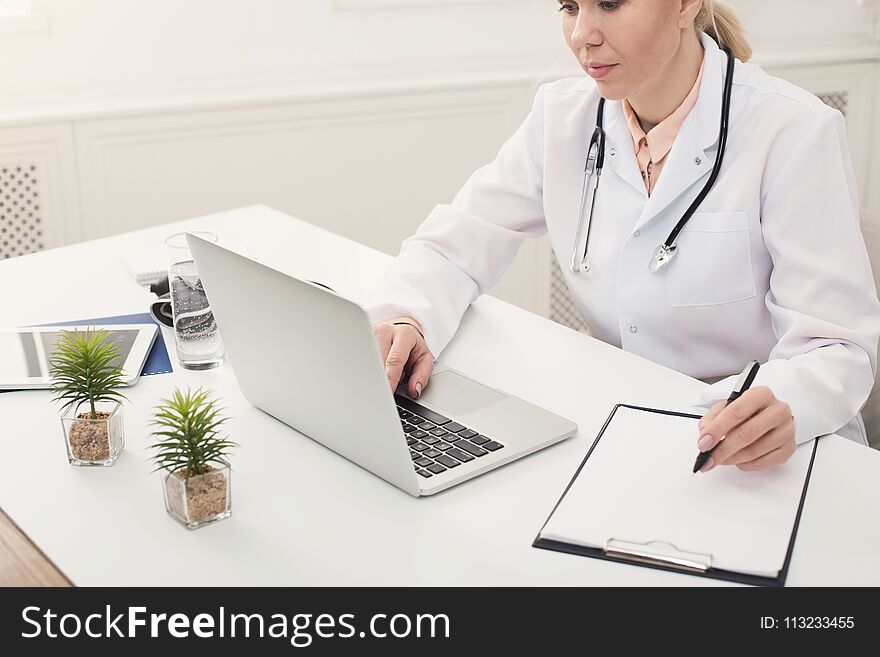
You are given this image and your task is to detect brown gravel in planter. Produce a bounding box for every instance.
[67,411,112,461]
[166,466,228,523]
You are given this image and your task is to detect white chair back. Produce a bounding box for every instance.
[858,209,880,448]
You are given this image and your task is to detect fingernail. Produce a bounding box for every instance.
[701,457,716,473]
[415,382,422,397]
[698,434,713,452]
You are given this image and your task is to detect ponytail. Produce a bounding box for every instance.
[696,0,753,62]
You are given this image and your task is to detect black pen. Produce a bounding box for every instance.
[693,360,761,474]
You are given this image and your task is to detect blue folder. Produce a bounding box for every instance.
[0,313,173,394]
[36,312,173,376]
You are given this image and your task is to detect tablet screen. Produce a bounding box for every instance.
[0,329,140,378]
[0,333,36,377]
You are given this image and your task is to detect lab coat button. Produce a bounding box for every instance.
[694,156,702,166]
[633,230,640,237]
[609,147,616,156]
[629,325,638,334]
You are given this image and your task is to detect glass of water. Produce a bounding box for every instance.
[165,231,225,370]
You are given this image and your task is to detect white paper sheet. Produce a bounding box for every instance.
[539,406,814,579]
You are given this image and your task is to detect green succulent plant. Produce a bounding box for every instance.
[48,328,129,420]
[148,387,237,479]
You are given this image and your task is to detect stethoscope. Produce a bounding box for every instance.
[571,44,736,274]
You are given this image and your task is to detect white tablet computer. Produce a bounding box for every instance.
[0,324,158,390]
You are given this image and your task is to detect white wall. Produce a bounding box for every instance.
[1,1,877,115]
[0,0,570,115]
[0,0,878,317]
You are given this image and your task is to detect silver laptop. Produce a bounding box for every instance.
[187,234,577,496]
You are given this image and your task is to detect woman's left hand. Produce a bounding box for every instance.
[696,386,796,473]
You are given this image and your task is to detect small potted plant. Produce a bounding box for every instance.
[49,328,128,466]
[148,387,237,529]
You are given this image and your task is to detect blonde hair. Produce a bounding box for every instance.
[696,0,752,62]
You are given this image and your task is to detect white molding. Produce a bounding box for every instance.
[335,0,526,9]
[754,40,880,68]
[72,83,531,237]
[0,123,82,248]
[68,81,548,312]
[0,50,570,127]
[856,0,880,41]
[1,36,877,129]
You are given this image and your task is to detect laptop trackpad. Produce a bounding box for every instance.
[421,370,508,416]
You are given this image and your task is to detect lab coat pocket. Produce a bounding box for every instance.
[666,211,757,307]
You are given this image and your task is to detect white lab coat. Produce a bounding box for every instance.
[366,32,880,446]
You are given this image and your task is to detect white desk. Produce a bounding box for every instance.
[1,205,878,586]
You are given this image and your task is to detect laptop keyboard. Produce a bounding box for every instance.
[395,394,505,479]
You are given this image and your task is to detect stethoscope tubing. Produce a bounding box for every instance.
[571,42,736,275]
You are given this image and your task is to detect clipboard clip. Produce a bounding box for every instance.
[604,538,713,574]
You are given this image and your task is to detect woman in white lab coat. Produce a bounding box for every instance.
[366,0,880,472]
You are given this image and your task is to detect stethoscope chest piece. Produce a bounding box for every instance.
[648,244,678,273]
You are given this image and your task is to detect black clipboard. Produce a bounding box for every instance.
[532,404,819,587]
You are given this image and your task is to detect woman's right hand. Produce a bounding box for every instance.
[372,317,434,399]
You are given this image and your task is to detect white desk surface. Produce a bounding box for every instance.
[1,205,878,586]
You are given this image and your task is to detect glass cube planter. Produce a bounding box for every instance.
[163,460,232,529]
[60,401,124,466]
